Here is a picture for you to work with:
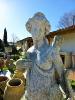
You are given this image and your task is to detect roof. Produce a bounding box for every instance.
[46,25,75,38]
[17,37,32,43]
[17,25,75,43]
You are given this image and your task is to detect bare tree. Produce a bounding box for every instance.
[11,33,19,55]
[11,33,19,44]
[58,11,75,29]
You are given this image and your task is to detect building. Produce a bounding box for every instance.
[47,25,75,68]
[16,25,75,68]
[16,37,33,52]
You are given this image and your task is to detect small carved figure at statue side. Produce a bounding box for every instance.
[16,12,69,100]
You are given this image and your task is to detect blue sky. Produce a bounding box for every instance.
[0,0,75,42]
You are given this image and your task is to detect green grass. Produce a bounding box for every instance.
[71,80,75,86]
[3,66,8,70]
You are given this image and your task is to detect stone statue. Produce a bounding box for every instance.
[16,12,68,100]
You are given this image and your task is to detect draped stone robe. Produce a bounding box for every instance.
[16,42,64,100]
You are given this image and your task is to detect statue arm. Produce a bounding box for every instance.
[51,35,70,98]
[52,51,64,78]
[52,51,70,98]
[51,35,64,79]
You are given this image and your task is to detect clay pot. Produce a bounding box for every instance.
[4,78,25,100]
[0,76,8,92]
[0,58,4,72]
[13,69,26,87]
[0,76,8,100]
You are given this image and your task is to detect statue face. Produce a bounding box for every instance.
[26,12,50,40]
[26,18,45,40]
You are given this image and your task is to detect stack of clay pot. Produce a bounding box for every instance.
[13,69,26,87]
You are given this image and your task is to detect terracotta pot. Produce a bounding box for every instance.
[0,76,8,100]
[13,69,26,87]
[0,76,8,92]
[4,78,25,100]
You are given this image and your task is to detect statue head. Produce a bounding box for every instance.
[26,12,51,39]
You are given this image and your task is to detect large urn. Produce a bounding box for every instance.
[4,78,25,100]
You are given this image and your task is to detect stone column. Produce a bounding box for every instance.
[65,52,72,68]
[72,52,75,68]
[60,52,72,69]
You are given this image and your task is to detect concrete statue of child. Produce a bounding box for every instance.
[16,12,68,100]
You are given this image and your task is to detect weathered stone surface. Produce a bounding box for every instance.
[16,12,64,100]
